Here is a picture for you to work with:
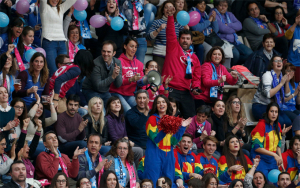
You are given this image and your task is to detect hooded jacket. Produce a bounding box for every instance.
[282,149,300,184]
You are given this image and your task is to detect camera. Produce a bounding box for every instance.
[217,86,223,94]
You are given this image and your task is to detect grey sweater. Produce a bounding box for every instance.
[0,154,13,175]
[82,56,123,93]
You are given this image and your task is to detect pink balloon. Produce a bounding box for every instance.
[0,0,2,3]
[188,11,201,27]
[35,47,46,58]
[90,15,106,28]
[73,0,88,11]
[16,0,30,15]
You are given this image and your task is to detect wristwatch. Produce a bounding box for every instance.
[0,128,4,132]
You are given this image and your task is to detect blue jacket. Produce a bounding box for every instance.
[27,3,42,47]
[190,8,219,35]
[287,25,300,66]
[0,33,19,55]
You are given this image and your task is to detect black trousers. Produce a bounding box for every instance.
[169,88,195,119]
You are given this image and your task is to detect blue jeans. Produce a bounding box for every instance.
[193,44,204,65]
[27,141,46,160]
[59,140,87,158]
[144,3,157,32]
[136,37,147,64]
[100,145,111,156]
[111,93,136,114]
[231,43,253,66]
[42,38,67,77]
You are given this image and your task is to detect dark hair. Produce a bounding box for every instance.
[0,52,17,80]
[135,89,149,99]
[68,25,83,44]
[49,172,69,188]
[202,173,219,187]
[66,94,81,105]
[73,50,95,78]
[8,18,24,51]
[181,133,193,141]
[102,40,117,52]
[263,102,281,141]
[283,62,296,88]
[191,0,205,9]
[187,178,203,188]
[106,96,124,122]
[247,1,260,13]
[264,185,277,188]
[149,95,173,116]
[179,29,193,40]
[29,52,49,87]
[145,60,161,73]
[29,100,46,129]
[43,131,56,142]
[122,36,138,54]
[9,160,25,173]
[55,54,70,68]
[168,97,180,117]
[278,172,291,181]
[212,99,225,109]
[19,26,35,59]
[267,55,282,71]
[141,179,154,188]
[252,171,268,188]
[105,138,134,164]
[99,170,120,188]
[229,179,244,188]
[76,177,90,188]
[156,177,172,188]
[213,0,230,9]
[196,105,211,117]
[263,33,276,43]
[203,136,219,145]
[87,133,101,144]
[205,46,226,64]
[157,1,175,19]
[273,6,286,20]
[0,133,5,143]
[223,135,249,173]
[289,135,300,149]
[10,98,28,130]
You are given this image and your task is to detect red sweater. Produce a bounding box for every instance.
[270,23,291,38]
[195,62,237,102]
[161,16,201,91]
[109,53,144,96]
[35,151,79,181]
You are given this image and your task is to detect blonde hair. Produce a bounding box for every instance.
[225,95,245,127]
[88,97,105,134]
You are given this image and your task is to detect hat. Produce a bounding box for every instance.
[292,115,300,132]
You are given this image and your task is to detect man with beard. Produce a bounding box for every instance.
[54,94,88,158]
[162,6,201,119]
[174,133,202,188]
[2,161,33,188]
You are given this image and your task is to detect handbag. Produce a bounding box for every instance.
[204,31,224,47]
[192,31,205,45]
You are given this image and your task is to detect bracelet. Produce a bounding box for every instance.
[53,99,59,101]
[292,94,295,98]
[36,130,42,133]
[50,102,54,105]
[253,165,257,168]
[235,126,240,130]
[36,102,40,105]
[164,87,169,90]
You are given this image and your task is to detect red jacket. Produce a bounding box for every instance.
[161,16,201,91]
[195,62,237,102]
[109,53,144,96]
[270,23,291,38]
[35,151,79,181]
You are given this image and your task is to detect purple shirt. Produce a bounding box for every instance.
[106,113,127,143]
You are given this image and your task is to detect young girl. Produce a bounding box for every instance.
[20,26,36,69]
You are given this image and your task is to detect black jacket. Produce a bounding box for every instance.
[1,180,32,188]
[83,114,108,144]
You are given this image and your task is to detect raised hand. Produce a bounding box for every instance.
[166,6,175,17]
[282,17,288,25]
[230,71,238,79]
[164,75,173,87]
[253,157,260,167]
[105,12,112,23]
[259,15,268,22]
[23,118,30,130]
[104,160,113,170]
[282,124,292,136]
[228,165,243,173]
[7,44,15,53]
[219,75,227,84]
[189,173,202,179]
[210,130,216,136]
[112,65,120,79]
[73,147,86,158]
[18,148,24,160]
[10,144,16,160]
[182,118,192,127]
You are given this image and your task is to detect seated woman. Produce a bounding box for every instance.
[76,177,92,188]
[49,172,70,188]
[244,33,281,78]
[27,0,42,47]
[168,97,180,117]
[196,47,238,107]
[218,135,253,185]
[10,98,27,141]
[173,0,187,16]
[251,102,283,180]
[244,158,268,188]
[105,138,140,188]
[202,173,219,188]
[12,52,50,108]
[146,1,184,68]
[19,26,37,69]
[212,0,253,66]
[228,180,244,188]
[109,37,144,114]
[99,170,120,188]
[0,133,15,177]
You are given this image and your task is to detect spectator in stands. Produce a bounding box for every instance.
[213,0,253,66]
[0,0,14,35]
[19,26,36,69]
[185,105,215,152]
[229,180,244,188]
[146,1,184,68]
[202,173,219,188]
[83,97,111,155]
[168,97,180,117]
[49,172,70,188]
[173,0,187,15]
[141,179,153,188]
[125,89,150,149]
[10,98,27,138]
[78,134,112,188]
[143,95,191,188]
[250,102,283,180]
[0,133,15,177]
[197,47,238,106]
[82,41,122,106]
[54,94,87,158]
[109,37,144,114]
[277,172,292,188]
[243,2,278,51]
[0,44,18,103]
[244,158,264,188]
[162,7,201,119]
[76,178,92,188]
[244,33,281,78]
[218,135,253,184]
[188,178,203,188]
[190,0,219,64]
[49,50,94,114]
[120,0,147,63]
[99,170,120,188]
[105,137,140,188]
[96,0,128,58]
[35,131,83,182]
[27,0,42,47]
[174,133,202,188]
[40,0,76,77]
[156,177,172,188]
[12,52,49,108]
[285,14,300,68]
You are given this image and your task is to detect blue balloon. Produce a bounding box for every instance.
[268,169,281,183]
[74,9,87,21]
[177,11,190,26]
[25,49,37,62]
[111,17,124,31]
[0,12,9,28]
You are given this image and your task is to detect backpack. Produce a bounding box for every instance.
[231,65,260,86]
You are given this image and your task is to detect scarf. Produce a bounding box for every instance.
[131,1,141,30]
[196,121,205,134]
[114,156,136,188]
[68,40,85,62]
[79,20,92,39]
[210,63,223,100]
[214,9,241,45]
[294,0,300,9]
[85,150,104,188]
[263,49,273,60]
[183,46,193,79]
[197,9,212,36]
[270,70,285,108]
[273,22,286,34]
[250,16,267,29]
[23,158,35,178]
[12,38,26,72]
[45,148,68,177]
[1,154,7,163]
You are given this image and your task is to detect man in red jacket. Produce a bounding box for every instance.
[162,7,201,119]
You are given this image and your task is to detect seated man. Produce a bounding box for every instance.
[125,89,150,149]
[277,172,292,188]
[54,94,87,158]
[35,131,85,182]
[77,133,112,187]
[174,133,202,188]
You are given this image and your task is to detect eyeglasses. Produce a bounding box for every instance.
[273,60,283,63]
[209,183,218,186]
[142,185,153,188]
[0,143,6,146]
[14,26,24,29]
[117,147,128,150]
[56,180,66,183]
[14,106,24,110]
[70,31,79,35]
[232,101,241,105]
[275,12,283,15]
[286,69,295,72]
[81,181,92,185]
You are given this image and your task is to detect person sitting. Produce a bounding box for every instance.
[105,137,140,188]
[99,170,120,188]
[187,178,203,188]
[54,94,87,158]
[243,2,278,51]
[277,172,292,188]
[49,172,70,188]
[285,14,300,68]
[0,133,15,179]
[76,177,92,188]
[168,97,181,117]
[218,135,253,185]
[228,180,244,188]
[78,133,112,188]
[35,131,84,182]
[212,0,253,66]
[19,26,37,69]
[201,173,219,188]
[141,179,153,188]
[244,158,264,188]
[174,133,202,188]
[27,0,42,47]
[244,33,281,78]
[10,98,27,140]
[125,89,150,149]
[156,177,172,188]
[82,41,122,106]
